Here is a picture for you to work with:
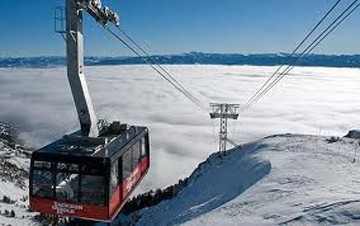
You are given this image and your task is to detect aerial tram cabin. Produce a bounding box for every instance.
[29,0,150,222]
[30,125,150,222]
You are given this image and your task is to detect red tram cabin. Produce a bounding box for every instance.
[29,125,150,222]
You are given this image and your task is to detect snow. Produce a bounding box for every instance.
[138,142,271,225]
[137,134,360,225]
[7,156,30,173]
[0,180,37,226]
[0,180,27,201]
[0,142,38,225]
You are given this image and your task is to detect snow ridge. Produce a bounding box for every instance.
[138,134,360,226]
[137,144,272,225]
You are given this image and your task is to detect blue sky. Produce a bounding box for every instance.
[1,0,360,57]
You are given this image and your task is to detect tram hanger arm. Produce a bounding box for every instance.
[78,0,120,27]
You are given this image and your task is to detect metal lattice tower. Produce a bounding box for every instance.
[209,103,240,152]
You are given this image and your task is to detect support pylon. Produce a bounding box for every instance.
[209,103,239,152]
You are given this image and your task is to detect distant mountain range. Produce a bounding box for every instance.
[1,52,360,68]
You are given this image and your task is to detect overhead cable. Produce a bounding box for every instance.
[116,27,200,110]
[241,0,342,112]
[102,25,207,112]
[241,0,360,114]
[246,0,360,110]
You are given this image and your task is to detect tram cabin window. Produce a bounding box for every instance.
[132,141,141,168]
[31,160,107,206]
[122,149,132,179]
[141,138,147,157]
[55,163,79,202]
[34,160,52,169]
[32,169,53,198]
[109,160,118,195]
[81,163,106,205]
[122,140,144,179]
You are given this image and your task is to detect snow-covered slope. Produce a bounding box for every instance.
[138,134,360,226]
[0,123,38,225]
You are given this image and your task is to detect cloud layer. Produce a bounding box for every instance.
[0,65,359,193]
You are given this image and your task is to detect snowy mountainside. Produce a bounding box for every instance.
[138,134,360,226]
[137,143,271,225]
[0,122,38,225]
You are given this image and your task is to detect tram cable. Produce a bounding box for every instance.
[241,0,360,113]
[241,0,360,114]
[280,1,360,78]
[102,24,208,112]
[115,27,200,109]
[241,0,342,112]
[245,0,360,111]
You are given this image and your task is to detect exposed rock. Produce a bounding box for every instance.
[345,130,360,139]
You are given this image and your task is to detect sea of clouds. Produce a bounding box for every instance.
[0,65,359,193]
